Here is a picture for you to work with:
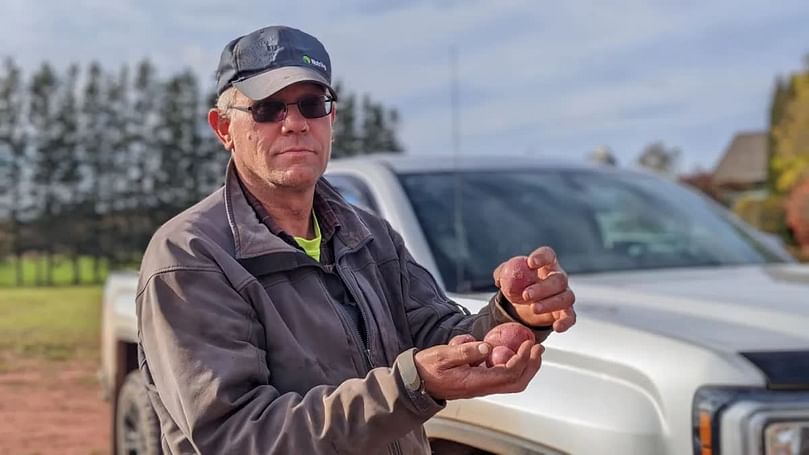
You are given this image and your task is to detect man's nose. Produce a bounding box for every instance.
[281,104,309,134]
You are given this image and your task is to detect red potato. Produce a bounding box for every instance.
[483,322,536,353]
[446,324,536,367]
[497,256,535,297]
[486,345,516,367]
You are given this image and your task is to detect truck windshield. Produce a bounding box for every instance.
[397,169,787,293]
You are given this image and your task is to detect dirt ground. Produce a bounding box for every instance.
[0,356,110,455]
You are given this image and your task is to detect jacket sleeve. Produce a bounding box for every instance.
[137,268,442,454]
[389,224,552,348]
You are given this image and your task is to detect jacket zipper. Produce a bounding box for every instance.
[330,247,405,455]
[332,300,373,372]
[337,265,404,455]
[315,259,373,374]
[335,264,375,370]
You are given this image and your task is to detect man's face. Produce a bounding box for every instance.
[225,82,334,191]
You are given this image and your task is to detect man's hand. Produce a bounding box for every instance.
[493,246,576,332]
[414,339,543,400]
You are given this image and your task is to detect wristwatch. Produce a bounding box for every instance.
[399,348,427,396]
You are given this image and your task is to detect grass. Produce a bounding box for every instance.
[0,286,102,366]
[0,256,110,287]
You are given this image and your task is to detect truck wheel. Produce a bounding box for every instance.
[116,371,161,455]
[429,439,494,455]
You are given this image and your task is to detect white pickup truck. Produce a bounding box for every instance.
[100,155,809,455]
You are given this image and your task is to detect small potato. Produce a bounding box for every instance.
[484,322,536,353]
[498,256,535,296]
[487,345,516,367]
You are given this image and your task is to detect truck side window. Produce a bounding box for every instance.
[324,174,379,215]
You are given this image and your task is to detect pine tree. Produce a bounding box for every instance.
[154,71,200,221]
[381,108,403,153]
[359,95,403,154]
[50,64,82,283]
[28,63,60,285]
[360,96,382,154]
[199,89,229,195]
[130,60,161,258]
[637,141,681,176]
[81,62,108,282]
[177,71,204,206]
[332,83,403,157]
[0,58,27,285]
[332,82,360,158]
[100,66,133,268]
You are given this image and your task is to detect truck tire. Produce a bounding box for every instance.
[116,371,162,455]
[430,439,494,455]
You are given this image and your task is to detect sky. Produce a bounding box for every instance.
[4,0,809,173]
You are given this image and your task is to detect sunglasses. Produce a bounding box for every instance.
[231,95,334,123]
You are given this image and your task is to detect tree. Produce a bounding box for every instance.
[101,66,135,268]
[637,141,681,176]
[28,63,60,285]
[588,145,618,166]
[330,83,403,157]
[786,178,809,254]
[360,95,403,154]
[770,68,809,193]
[154,71,202,221]
[129,60,161,259]
[198,90,229,196]
[3,64,407,287]
[81,62,109,282]
[50,64,83,283]
[0,58,28,285]
[331,82,360,158]
[768,77,790,191]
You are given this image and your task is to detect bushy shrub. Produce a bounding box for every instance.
[786,178,809,253]
[733,194,788,235]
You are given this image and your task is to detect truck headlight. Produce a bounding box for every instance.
[693,387,809,455]
[764,420,809,455]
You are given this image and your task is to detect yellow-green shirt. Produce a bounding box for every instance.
[293,212,321,262]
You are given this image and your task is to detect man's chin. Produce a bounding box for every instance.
[272,168,323,190]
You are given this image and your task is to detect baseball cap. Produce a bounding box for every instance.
[215,25,336,101]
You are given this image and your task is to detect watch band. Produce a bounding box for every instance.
[398,348,425,394]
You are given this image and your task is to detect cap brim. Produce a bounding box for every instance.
[233,66,333,100]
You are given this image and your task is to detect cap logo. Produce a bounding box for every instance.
[302,55,327,72]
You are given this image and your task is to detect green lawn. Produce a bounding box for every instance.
[0,286,102,367]
[0,256,109,287]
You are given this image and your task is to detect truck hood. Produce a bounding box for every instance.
[444,263,809,454]
[560,263,809,353]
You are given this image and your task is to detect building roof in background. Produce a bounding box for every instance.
[713,131,769,186]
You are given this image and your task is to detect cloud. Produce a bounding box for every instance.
[2,0,808,172]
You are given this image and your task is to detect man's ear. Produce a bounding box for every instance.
[208,108,233,151]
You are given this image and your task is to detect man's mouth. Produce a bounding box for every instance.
[278,148,314,155]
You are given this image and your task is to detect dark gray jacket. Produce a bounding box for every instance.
[136,162,550,454]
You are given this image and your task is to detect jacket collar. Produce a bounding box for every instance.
[223,159,372,260]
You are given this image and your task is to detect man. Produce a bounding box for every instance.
[137,25,576,454]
